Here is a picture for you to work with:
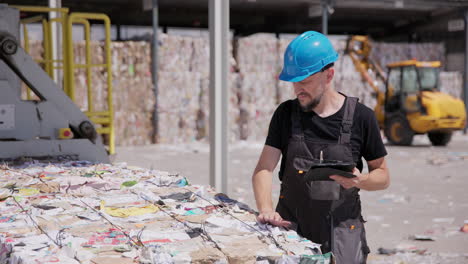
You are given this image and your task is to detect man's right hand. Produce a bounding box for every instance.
[257,210,291,228]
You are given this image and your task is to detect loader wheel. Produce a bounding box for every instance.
[428,132,452,146]
[384,115,414,146]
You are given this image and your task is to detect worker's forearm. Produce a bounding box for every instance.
[357,168,390,191]
[252,169,274,213]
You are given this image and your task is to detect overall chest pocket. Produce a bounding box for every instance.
[293,156,342,201]
[303,141,354,163]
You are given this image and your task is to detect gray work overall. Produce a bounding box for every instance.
[276,96,370,264]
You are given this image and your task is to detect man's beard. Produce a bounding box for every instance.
[300,93,323,112]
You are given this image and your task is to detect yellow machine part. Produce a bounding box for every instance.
[387,59,441,68]
[407,91,467,133]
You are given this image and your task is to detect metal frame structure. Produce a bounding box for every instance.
[66,12,115,154]
[0,5,109,162]
[15,5,69,99]
[13,5,115,154]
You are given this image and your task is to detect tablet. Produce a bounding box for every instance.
[308,160,355,172]
[303,160,356,181]
[305,167,356,181]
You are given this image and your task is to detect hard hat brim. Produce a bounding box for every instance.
[278,69,312,83]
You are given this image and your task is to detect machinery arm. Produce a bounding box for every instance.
[346,35,388,126]
[0,32,98,142]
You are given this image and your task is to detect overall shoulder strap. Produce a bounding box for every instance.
[339,95,358,144]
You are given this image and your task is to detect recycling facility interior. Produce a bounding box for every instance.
[2,0,468,263]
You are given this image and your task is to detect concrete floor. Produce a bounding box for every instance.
[115,132,468,261]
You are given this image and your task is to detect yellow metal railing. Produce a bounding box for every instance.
[17,6,69,99]
[66,13,115,154]
[14,6,115,155]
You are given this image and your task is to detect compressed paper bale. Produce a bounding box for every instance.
[235,34,279,140]
[328,35,349,53]
[191,36,210,77]
[197,73,241,142]
[110,41,155,146]
[238,72,277,141]
[277,81,295,103]
[165,33,236,141]
[114,111,154,146]
[439,71,463,99]
[196,77,209,140]
[278,37,290,64]
[90,257,134,264]
[191,35,238,77]
[158,34,193,72]
[236,33,279,73]
[277,37,292,104]
[190,247,226,263]
[371,42,445,72]
[223,235,269,264]
[157,71,201,144]
[230,73,242,142]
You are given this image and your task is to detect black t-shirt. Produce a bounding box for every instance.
[265,97,387,178]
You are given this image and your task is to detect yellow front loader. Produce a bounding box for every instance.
[346,35,466,146]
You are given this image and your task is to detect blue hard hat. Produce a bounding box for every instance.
[279,31,339,83]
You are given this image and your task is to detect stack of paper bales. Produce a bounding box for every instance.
[194,35,240,143]
[111,42,155,146]
[371,42,446,71]
[157,71,201,144]
[439,71,463,99]
[0,161,328,264]
[23,34,460,145]
[236,34,279,140]
[277,36,296,103]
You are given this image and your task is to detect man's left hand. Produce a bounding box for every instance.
[329,168,368,189]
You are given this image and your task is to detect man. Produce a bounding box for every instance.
[252,31,390,263]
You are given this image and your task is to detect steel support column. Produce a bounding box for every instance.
[48,0,61,87]
[209,0,229,193]
[322,0,328,35]
[151,0,159,142]
[464,9,468,133]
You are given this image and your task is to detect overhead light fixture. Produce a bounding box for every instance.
[395,0,404,8]
[308,5,322,18]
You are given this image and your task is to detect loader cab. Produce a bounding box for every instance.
[385,60,440,115]
[383,60,442,145]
